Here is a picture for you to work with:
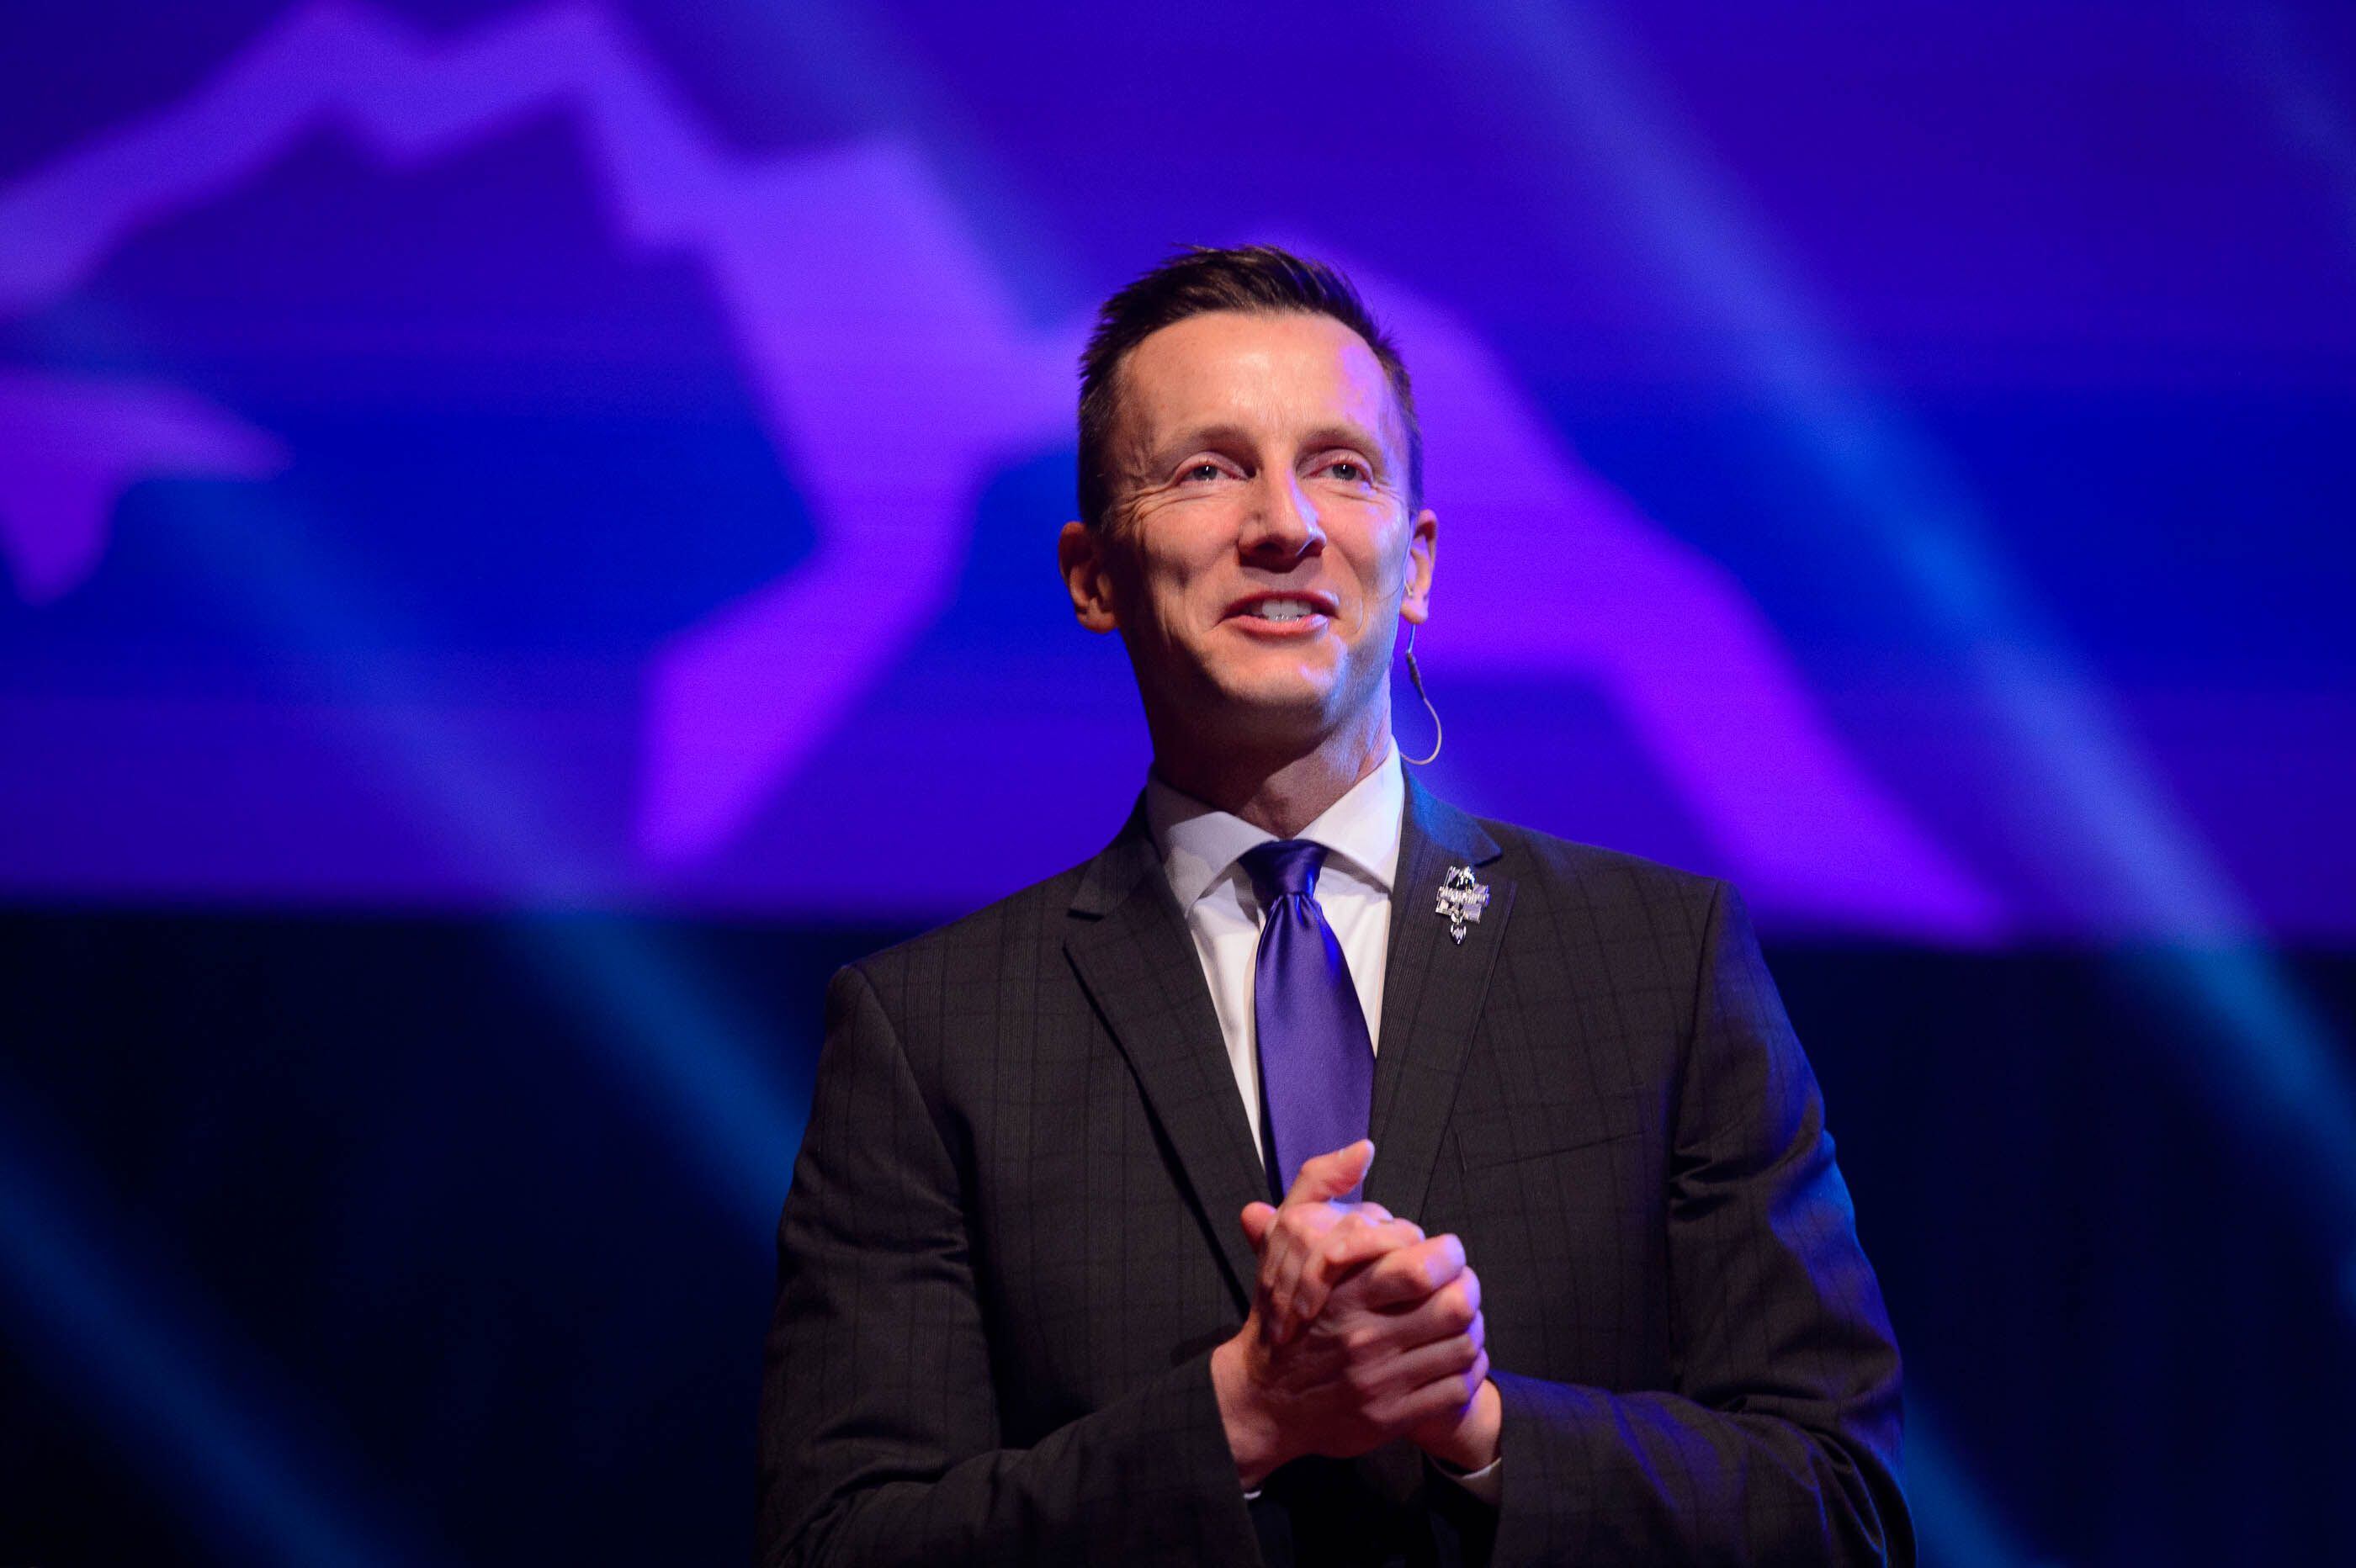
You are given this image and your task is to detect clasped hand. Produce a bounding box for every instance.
[1209,1140,1501,1489]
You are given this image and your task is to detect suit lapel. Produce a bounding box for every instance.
[1365,777,1514,1224]
[1064,800,1268,1308]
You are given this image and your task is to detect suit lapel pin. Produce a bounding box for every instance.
[1434,865,1490,945]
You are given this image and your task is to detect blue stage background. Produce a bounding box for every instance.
[3,3,2353,1564]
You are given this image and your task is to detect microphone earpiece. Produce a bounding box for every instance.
[1400,622,1442,766]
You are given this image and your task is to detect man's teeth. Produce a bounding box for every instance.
[1255,600,1315,622]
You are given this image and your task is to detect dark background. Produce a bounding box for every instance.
[8,917,2352,1565]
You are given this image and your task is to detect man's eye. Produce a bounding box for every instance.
[1182,462,1223,483]
[1327,460,1370,483]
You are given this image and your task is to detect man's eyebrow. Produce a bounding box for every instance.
[1297,422,1388,458]
[1139,422,1256,466]
[1140,421,1391,467]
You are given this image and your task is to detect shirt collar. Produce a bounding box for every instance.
[1146,744,1405,913]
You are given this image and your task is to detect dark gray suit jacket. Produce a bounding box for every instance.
[759,780,1910,1565]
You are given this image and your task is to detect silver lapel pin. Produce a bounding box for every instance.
[1434,865,1490,945]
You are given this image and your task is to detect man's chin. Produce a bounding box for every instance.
[1190,676,1369,750]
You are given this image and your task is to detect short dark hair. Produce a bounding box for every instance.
[1075,245,1422,529]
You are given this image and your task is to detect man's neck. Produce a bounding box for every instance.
[1149,707,1394,840]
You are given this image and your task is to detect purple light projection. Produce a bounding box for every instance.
[0,373,288,606]
[0,3,2007,936]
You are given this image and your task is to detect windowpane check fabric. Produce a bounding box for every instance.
[1241,840,1375,1201]
[758,779,1912,1566]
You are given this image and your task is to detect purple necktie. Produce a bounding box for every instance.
[1241,840,1375,1202]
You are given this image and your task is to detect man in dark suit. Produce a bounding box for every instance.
[758,246,1910,1565]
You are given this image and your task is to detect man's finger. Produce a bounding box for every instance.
[1387,1344,1491,1438]
[1282,1139,1374,1206]
[1372,1268,1485,1364]
[1266,1207,1326,1338]
[1289,1216,1425,1330]
[1352,1233,1468,1310]
[1409,1347,1492,1429]
[1239,1201,1278,1251]
[1383,1328,1483,1393]
[1268,1205,1406,1343]
[1281,1215,1404,1337]
[1393,1269,1483,1349]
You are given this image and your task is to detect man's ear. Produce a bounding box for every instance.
[1400,507,1438,624]
[1058,519,1121,633]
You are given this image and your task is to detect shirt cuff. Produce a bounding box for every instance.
[1429,1452,1504,1506]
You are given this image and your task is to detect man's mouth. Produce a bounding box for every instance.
[1228,593,1336,628]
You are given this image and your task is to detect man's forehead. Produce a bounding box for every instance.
[1115,310,1400,449]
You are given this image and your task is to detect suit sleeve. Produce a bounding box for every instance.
[756,965,1263,1567]
[1486,881,1913,1566]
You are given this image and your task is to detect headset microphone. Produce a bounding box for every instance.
[1400,621,1443,766]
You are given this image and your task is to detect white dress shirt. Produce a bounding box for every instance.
[1145,745,1504,1505]
[1146,746,1404,1157]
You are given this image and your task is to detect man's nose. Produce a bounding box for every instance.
[1240,468,1323,559]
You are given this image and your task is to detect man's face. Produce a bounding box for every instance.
[1062,310,1437,753]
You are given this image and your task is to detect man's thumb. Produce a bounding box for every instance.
[1282,1138,1375,1206]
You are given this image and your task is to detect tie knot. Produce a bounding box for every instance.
[1240,839,1327,906]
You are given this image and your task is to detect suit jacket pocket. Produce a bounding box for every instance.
[1452,1087,1647,1172]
